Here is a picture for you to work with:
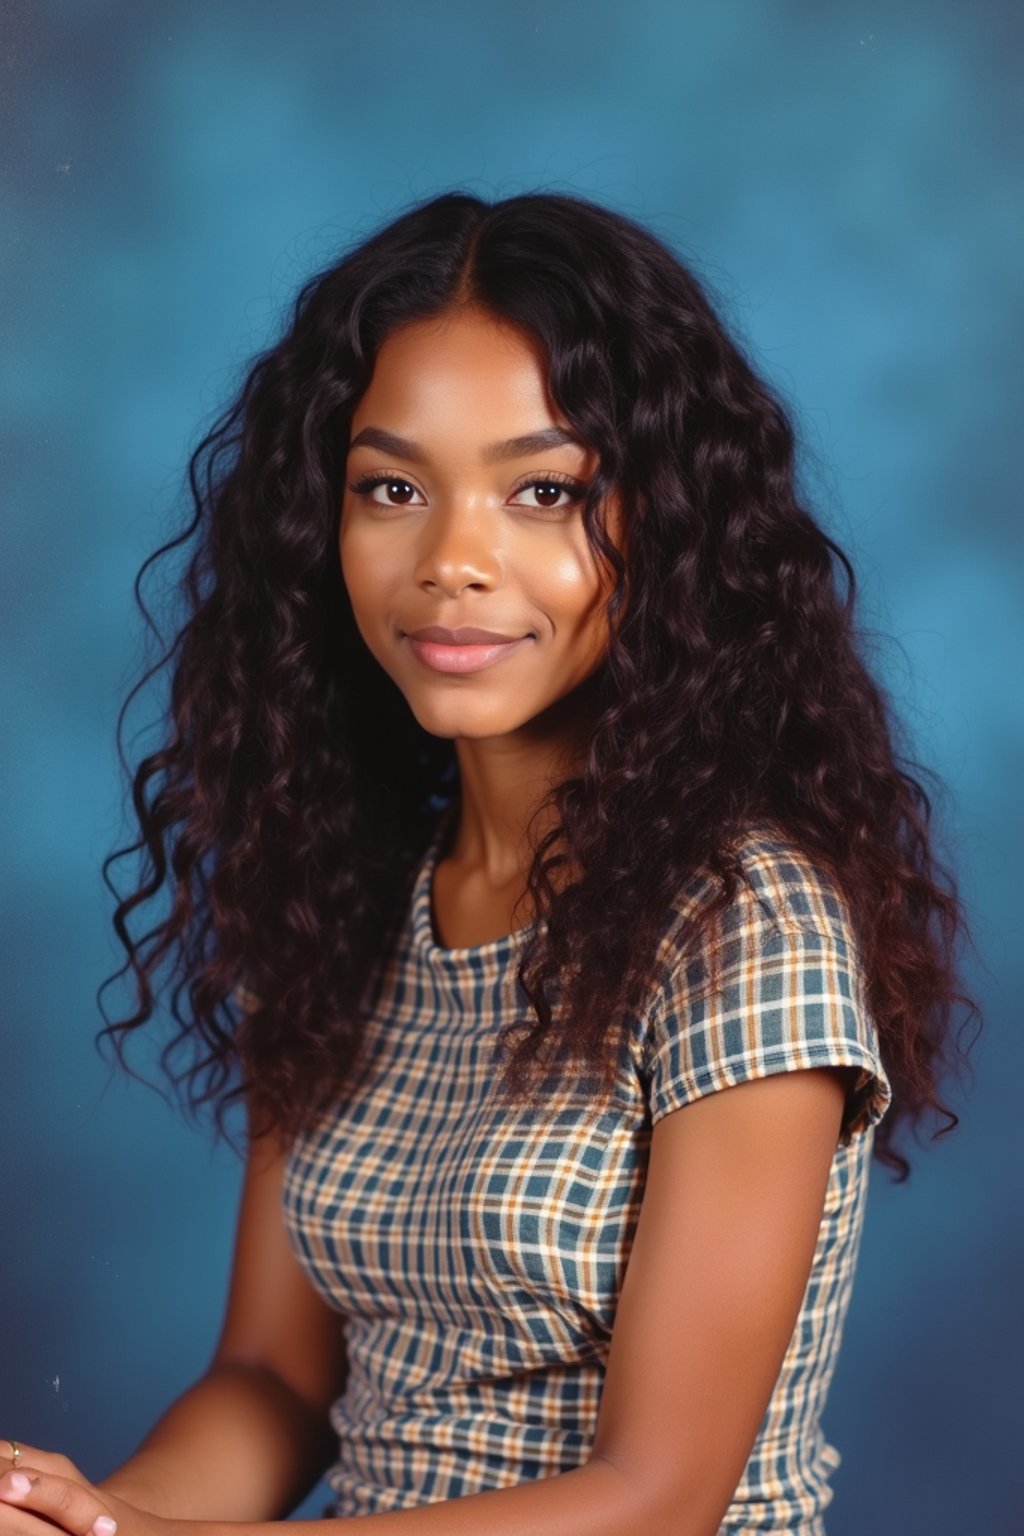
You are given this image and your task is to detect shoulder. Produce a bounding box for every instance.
[640,821,892,1144]
[653,820,860,986]
[728,821,857,942]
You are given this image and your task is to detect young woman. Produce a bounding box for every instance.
[1,190,978,1535]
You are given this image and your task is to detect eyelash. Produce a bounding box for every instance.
[346,471,587,514]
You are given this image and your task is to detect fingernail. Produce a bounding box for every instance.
[6,1473,31,1495]
[93,1520,118,1536]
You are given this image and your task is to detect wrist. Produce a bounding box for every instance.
[95,1476,167,1518]
[101,1489,199,1536]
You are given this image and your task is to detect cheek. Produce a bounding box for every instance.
[340,523,394,618]
[540,545,612,639]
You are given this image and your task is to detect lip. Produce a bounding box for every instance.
[405,625,527,644]
[404,633,533,675]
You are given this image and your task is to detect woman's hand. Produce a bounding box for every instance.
[0,1446,178,1536]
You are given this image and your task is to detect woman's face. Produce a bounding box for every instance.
[339,304,624,744]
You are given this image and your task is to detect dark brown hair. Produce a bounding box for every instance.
[98,189,982,1181]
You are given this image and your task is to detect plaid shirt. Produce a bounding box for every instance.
[234,814,891,1533]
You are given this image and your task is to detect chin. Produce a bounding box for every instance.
[406,698,536,741]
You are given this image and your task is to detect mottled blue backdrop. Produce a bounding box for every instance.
[2,2,1020,1531]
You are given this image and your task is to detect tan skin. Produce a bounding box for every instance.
[1,305,852,1536]
[339,302,627,938]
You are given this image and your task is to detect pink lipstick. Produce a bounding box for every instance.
[405,635,533,674]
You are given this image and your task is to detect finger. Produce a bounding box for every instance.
[0,1456,88,1489]
[0,1504,77,1536]
[0,1496,80,1536]
[0,1472,115,1536]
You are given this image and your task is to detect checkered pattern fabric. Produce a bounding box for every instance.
[234,812,891,1532]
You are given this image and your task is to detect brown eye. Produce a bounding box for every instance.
[509,476,587,513]
[380,479,416,505]
[348,475,423,507]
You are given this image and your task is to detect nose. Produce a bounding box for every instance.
[412,500,503,596]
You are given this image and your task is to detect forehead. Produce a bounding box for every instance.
[377,305,541,365]
[352,308,560,428]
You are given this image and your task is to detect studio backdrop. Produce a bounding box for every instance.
[2,4,1020,1533]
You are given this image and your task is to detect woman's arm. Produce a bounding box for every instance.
[93,1360,335,1522]
[4,1064,848,1536]
[96,1108,347,1523]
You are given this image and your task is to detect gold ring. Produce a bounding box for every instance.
[7,1440,21,1467]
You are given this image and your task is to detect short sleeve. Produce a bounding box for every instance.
[645,883,893,1146]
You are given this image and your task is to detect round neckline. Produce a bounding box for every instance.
[412,803,541,963]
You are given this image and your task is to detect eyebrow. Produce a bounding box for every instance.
[346,425,586,464]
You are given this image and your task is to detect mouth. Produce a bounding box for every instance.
[403,634,534,676]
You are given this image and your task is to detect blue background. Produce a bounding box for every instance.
[2,3,1021,1530]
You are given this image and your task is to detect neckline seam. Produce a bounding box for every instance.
[414,807,540,962]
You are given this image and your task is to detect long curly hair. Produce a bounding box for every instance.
[98,188,982,1181]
